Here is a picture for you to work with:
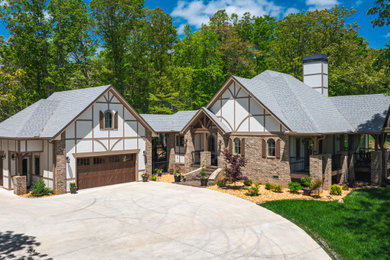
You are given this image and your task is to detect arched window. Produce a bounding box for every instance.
[268,139,275,157]
[234,138,241,155]
[104,111,113,129]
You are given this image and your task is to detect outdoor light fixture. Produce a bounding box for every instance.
[11,154,15,160]
[1,154,6,160]
[66,156,70,164]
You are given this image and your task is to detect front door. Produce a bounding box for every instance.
[208,134,218,166]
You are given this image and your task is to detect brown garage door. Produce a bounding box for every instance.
[77,154,136,190]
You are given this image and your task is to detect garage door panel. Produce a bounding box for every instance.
[77,154,136,190]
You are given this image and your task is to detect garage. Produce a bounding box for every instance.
[77,154,136,190]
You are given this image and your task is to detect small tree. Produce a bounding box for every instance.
[223,148,247,184]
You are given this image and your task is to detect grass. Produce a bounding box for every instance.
[261,188,390,260]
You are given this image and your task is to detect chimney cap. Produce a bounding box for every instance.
[303,54,328,63]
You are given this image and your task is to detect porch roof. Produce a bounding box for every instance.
[140,110,198,133]
[180,107,231,134]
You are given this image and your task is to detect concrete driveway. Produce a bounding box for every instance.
[0,182,329,259]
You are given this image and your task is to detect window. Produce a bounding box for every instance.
[34,157,40,175]
[123,154,134,162]
[105,111,113,129]
[109,156,120,163]
[93,157,105,165]
[176,135,184,147]
[77,158,90,166]
[268,139,275,157]
[234,138,241,155]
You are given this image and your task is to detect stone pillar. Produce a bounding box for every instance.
[200,151,211,167]
[339,151,348,184]
[145,130,153,175]
[54,133,66,194]
[13,176,27,195]
[310,154,323,191]
[371,151,382,185]
[323,154,332,190]
[166,133,176,170]
[184,130,194,172]
[347,134,360,185]
[217,131,227,169]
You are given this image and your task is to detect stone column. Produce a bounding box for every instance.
[13,176,27,195]
[217,131,227,169]
[371,151,382,185]
[184,130,194,172]
[310,154,323,191]
[323,154,332,190]
[54,133,66,194]
[339,151,348,184]
[347,134,361,185]
[166,133,176,170]
[200,151,211,167]
[145,130,153,175]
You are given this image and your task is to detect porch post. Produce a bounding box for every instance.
[323,154,332,190]
[184,130,194,172]
[310,154,323,191]
[371,151,382,185]
[339,151,348,184]
[166,133,176,170]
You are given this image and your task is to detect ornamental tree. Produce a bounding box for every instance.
[223,148,247,183]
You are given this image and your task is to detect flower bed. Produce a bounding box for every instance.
[207,182,351,204]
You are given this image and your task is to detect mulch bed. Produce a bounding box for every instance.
[19,192,55,199]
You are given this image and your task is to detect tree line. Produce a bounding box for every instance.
[0,0,389,121]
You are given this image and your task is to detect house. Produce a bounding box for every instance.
[141,54,390,188]
[1,54,390,194]
[0,86,155,194]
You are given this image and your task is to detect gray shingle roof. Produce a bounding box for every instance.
[330,94,390,133]
[201,107,231,133]
[141,110,198,133]
[0,85,111,138]
[233,70,372,134]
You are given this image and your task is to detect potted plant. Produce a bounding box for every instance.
[155,168,163,177]
[174,168,182,182]
[150,173,157,181]
[169,168,174,175]
[200,165,208,186]
[70,182,77,194]
[142,173,150,182]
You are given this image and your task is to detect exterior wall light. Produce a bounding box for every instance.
[11,154,15,160]
[66,156,70,164]
[1,154,6,160]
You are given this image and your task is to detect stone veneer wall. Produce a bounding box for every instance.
[217,131,228,169]
[184,130,195,173]
[240,135,290,186]
[54,133,66,194]
[13,176,27,195]
[166,133,176,170]
[145,130,153,176]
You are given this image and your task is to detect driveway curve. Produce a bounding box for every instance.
[0,182,329,259]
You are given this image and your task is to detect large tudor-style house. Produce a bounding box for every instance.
[1,54,390,194]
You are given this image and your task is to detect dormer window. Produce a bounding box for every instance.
[100,110,118,130]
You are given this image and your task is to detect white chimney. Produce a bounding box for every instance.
[303,54,328,96]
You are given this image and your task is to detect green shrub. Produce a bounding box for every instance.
[246,183,260,196]
[31,180,52,197]
[216,180,225,187]
[288,182,302,193]
[265,182,274,190]
[150,174,157,181]
[300,177,312,187]
[342,185,349,191]
[330,184,342,195]
[243,179,252,186]
[273,185,283,193]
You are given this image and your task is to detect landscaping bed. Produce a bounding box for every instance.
[261,188,390,260]
[207,182,351,204]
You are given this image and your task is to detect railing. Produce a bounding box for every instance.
[290,157,305,173]
[332,154,342,171]
[192,151,201,165]
[355,150,371,167]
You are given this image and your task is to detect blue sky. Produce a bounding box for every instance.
[0,0,388,48]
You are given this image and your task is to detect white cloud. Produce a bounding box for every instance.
[284,7,300,16]
[354,0,363,7]
[171,0,289,29]
[306,0,339,10]
[385,32,390,38]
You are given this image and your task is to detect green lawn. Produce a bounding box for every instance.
[261,188,390,260]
